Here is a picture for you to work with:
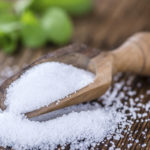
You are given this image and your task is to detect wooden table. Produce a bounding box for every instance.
[0,0,150,149]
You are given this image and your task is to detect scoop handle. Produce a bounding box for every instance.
[112,32,150,76]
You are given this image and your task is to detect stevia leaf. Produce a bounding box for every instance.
[0,22,20,33]
[0,0,13,13]
[20,11,47,48]
[21,24,46,48]
[14,0,34,14]
[0,32,18,54]
[41,7,73,45]
[31,0,92,16]
[20,10,38,25]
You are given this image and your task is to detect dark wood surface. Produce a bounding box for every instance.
[0,0,150,149]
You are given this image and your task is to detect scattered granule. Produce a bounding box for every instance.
[135,97,140,102]
[135,139,139,143]
[140,94,144,99]
[141,143,146,148]
[127,91,136,96]
[142,113,148,117]
[127,143,133,148]
[146,90,150,95]
[137,82,142,88]
[0,65,149,149]
[0,107,123,150]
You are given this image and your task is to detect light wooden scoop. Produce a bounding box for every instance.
[1,32,150,118]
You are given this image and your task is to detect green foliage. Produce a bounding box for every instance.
[0,32,18,54]
[42,8,73,45]
[0,1,13,13]
[0,0,92,54]
[31,0,92,16]
[20,11,46,48]
[0,12,20,54]
[14,0,34,14]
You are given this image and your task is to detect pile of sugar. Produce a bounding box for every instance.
[0,64,150,149]
[0,106,123,150]
[5,62,95,114]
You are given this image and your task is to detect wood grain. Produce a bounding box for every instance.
[0,0,150,149]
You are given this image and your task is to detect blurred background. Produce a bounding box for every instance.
[0,0,150,68]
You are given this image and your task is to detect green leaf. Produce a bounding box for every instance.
[0,0,13,13]
[20,10,38,25]
[0,22,20,33]
[21,11,46,48]
[41,7,73,45]
[0,13,20,54]
[0,13,18,23]
[21,24,46,48]
[0,13,20,33]
[31,0,92,16]
[0,32,18,54]
[14,0,34,14]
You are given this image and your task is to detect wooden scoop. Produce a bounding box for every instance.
[1,32,150,118]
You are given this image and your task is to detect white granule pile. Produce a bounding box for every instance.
[5,62,95,114]
[0,63,150,150]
